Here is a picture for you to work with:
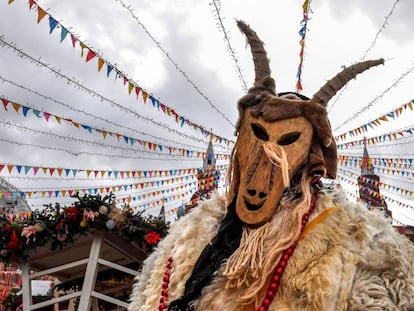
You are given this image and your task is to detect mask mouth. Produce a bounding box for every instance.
[243,197,264,211]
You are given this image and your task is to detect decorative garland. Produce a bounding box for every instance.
[6,0,235,146]
[0,193,168,263]
[335,100,414,141]
[296,0,312,92]
[0,97,231,159]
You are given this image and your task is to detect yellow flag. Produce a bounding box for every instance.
[128,82,134,94]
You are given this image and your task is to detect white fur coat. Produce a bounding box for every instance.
[129,189,414,310]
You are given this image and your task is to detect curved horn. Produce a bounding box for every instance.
[313,59,384,107]
[237,20,271,84]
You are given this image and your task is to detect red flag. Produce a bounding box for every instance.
[86,50,96,62]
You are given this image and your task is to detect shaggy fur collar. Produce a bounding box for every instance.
[129,189,414,311]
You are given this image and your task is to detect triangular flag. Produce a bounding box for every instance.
[37,7,47,24]
[86,49,96,62]
[98,58,104,71]
[60,27,69,42]
[128,82,134,95]
[48,16,58,34]
[79,42,87,57]
[1,98,8,111]
[70,34,77,48]
[12,103,20,113]
[135,86,141,98]
[142,91,148,103]
[107,65,113,77]
[22,106,30,116]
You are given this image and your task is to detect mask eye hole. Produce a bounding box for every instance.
[251,123,269,141]
[278,132,301,145]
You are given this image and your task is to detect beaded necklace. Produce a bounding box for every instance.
[159,194,319,311]
[159,256,173,311]
[257,194,318,311]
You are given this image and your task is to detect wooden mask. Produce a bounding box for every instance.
[235,113,313,225]
[232,21,384,226]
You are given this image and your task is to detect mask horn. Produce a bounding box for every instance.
[237,20,271,84]
[312,59,384,107]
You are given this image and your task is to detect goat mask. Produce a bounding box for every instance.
[231,21,384,226]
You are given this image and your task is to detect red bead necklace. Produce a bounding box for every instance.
[159,256,173,311]
[159,194,319,311]
[257,194,318,311]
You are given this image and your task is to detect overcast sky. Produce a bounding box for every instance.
[0,0,413,224]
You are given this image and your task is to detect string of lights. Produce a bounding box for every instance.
[209,0,248,92]
[0,137,200,161]
[3,175,196,192]
[328,0,401,114]
[334,61,414,132]
[0,96,232,158]
[115,0,234,127]
[0,35,235,146]
[0,75,233,153]
[360,0,400,61]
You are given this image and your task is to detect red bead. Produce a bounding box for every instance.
[168,256,173,263]
[163,275,170,282]
[161,289,168,297]
[266,289,275,300]
[159,303,166,311]
[262,298,271,307]
[269,282,278,291]
[256,196,318,311]
[167,262,172,269]
[162,281,169,289]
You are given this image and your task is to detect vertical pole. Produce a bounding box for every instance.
[77,232,104,311]
[91,297,99,311]
[21,262,31,311]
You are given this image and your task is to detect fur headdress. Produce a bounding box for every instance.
[234,20,384,179]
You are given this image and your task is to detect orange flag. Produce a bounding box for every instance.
[37,7,47,23]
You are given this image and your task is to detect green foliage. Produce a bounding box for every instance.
[0,193,168,263]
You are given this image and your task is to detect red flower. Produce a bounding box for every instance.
[7,231,20,251]
[145,231,161,245]
[64,207,80,222]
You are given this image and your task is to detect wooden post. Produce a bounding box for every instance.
[21,262,31,311]
[77,232,104,311]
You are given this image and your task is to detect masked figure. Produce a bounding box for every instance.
[129,21,414,311]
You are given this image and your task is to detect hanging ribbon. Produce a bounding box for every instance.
[296,0,312,92]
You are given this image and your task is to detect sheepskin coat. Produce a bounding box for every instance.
[129,188,414,310]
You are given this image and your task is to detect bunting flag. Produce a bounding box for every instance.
[296,0,312,92]
[0,97,231,160]
[337,155,413,171]
[0,161,228,179]
[0,179,198,202]
[336,173,413,212]
[335,100,414,141]
[337,167,413,199]
[8,0,234,147]
[336,125,414,150]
